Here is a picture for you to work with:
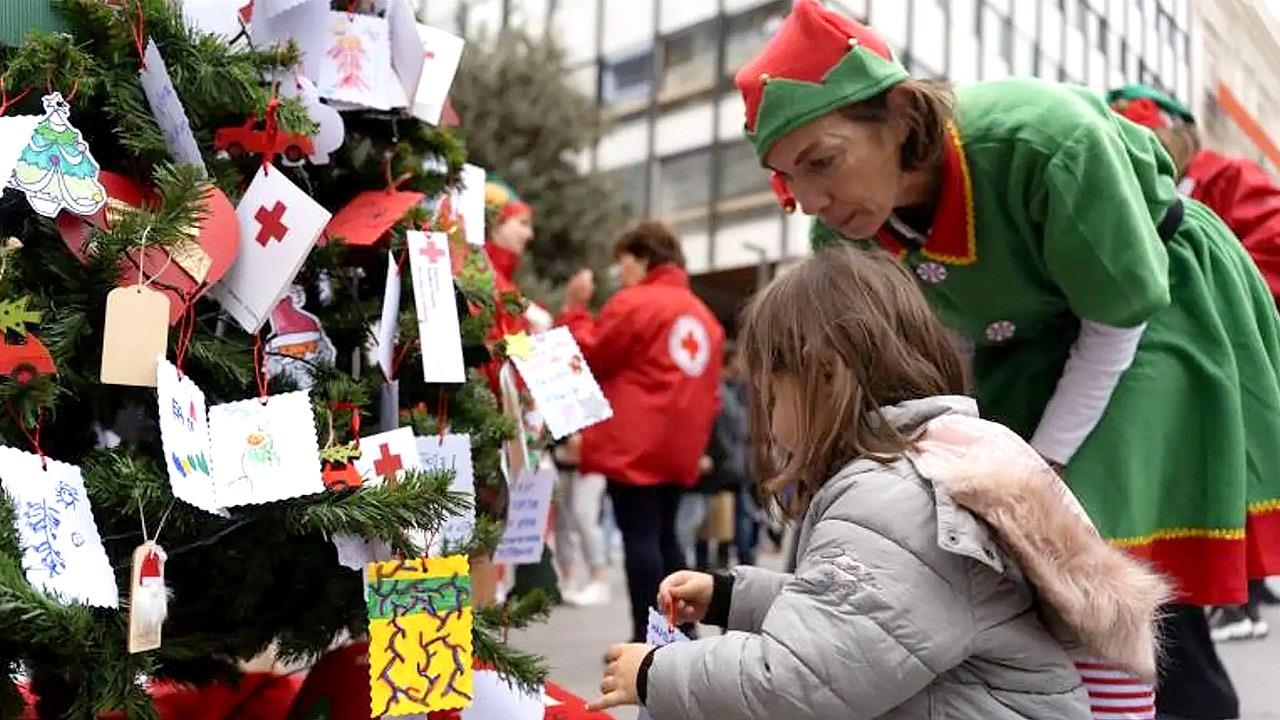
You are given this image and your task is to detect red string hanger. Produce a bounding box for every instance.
[6,402,47,469]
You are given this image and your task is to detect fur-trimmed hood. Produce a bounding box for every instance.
[903,399,1172,681]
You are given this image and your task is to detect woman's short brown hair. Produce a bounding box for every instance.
[612,221,686,269]
[739,246,967,518]
[838,78,956,172]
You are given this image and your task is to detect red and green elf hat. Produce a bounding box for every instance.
[1107,84,1195,130]
[484,177,532,228]
[735,0,909,211]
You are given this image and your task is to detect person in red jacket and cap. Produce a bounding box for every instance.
[1109,85,1280,306]
[559,221,725,643]
[1110,85,1280,644]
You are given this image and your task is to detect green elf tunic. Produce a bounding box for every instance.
[815,78,1280,605]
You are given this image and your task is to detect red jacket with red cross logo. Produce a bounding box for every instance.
[558,264,725,488]
[1183,150,1280,304]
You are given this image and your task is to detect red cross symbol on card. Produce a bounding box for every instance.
[681,330,701,359]
[372,443,404,484]
[419,238,445,264]
[254,202,289,246]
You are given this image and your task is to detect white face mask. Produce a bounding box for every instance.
[606,264,623,291]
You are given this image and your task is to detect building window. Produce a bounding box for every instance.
[610,162,649,218]
[1075,0,1087,31]
[1096,16,1108,53]
[662,20,717,100]
[717,142,769,201]
[725,1,788,76]
[602,48,654,106]
[657,149,712,217]
[999,15,1013,65]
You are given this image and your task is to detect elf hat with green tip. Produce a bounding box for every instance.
[736,0,909,210]
[1107,84,1195,129]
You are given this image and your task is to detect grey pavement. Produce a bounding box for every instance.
[513,557,1279,720]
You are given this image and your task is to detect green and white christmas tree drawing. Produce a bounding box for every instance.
[8,92,107,218]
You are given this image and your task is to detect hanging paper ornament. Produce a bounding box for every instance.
[7,92,107,218]
[0,296,55,384]
[266,285,336,388]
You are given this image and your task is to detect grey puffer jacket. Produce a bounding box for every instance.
[645,396,1091,720]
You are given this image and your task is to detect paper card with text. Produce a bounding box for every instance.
[508,327,613,440]
[139,39,207,174]
[418,433,476,553]
[492,467,556,565]
[411,24,465,125]
[406,230,465,383]
[637,606,690,720]
[334,426,424,570]
[374,250,402,380]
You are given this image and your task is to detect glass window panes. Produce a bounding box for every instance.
[610,162,649,218]
[657,149,712,216]
[602,48,654,106]
[718,142,769,201]
[662,20,717,99]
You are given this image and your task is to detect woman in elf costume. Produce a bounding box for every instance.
[737,2,1280,718]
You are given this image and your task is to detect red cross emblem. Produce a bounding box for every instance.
[680,330,700,359]
[372,443,404,484]
[254,202,289,246]
[419,239,445,264]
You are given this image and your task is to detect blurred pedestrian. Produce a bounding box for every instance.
[552,434,611,607]
[558,221,725,642]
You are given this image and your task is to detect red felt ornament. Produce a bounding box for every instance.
[324,190,426,247]
[321,460,363,491]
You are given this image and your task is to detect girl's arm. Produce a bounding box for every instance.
[644,514,977,720]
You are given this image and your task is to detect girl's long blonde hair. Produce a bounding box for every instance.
[739,246,968,518]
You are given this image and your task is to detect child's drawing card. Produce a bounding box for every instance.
[492,467,556,565]
[207,390,324,506]
[155,356,222,514]
[317,11,394,110]
[0,448,118,608]
[367,555,474,716]
[508,327,612,440]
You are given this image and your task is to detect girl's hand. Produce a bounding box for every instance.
[564,269,595,308]
[588,643,651,711]
[658,570,714,625]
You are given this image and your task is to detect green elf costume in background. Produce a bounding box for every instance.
[737,0,1280,614]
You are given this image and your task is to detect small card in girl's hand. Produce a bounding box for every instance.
[639,607,689,720]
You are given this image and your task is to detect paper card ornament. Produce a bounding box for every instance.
[266,285,335,389]
[139,39,207,174]
[248,0,328,79]
[406,231,466,383]
[325,190,426,247]
[206,390,324,506]
[100,285,169,387]
[279,75,344,164]
[384,0,420,109]
[181,0,249,38]
[57,172,241,325]
[417,434,476,554]
[259,0,312,17]
[374,250,402,380]
[458,164,486,248]
[636,607,691,720]
[128,542,168,654]
[0,115,41,187]
[507,327,613,440]
[492,468,556,565]
[333,426,425,570]
[156,356,223,514]
[411,24,466,125]
[6,92,107,218]
[367,555,474,716]
[460,669,542,720]
[318,11,395,110]
[210,164,331,333]
[0,447,118,608]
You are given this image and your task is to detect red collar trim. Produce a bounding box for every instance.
[875,124,977,266]
[642,264,690,288]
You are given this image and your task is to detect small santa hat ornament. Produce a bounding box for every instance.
[1107,84,1195,130]
[269,285,322,340]
[128,542,169,654]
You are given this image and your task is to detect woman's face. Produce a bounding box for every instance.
[615,252,648,287]
[765,111,907,239]
[491,212,534,255]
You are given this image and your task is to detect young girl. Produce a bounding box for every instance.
[590,247,1170,720]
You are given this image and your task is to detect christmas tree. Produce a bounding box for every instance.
[0,2,548,718]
